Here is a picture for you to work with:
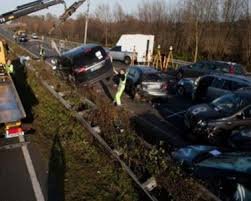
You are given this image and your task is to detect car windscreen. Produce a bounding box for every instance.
[142,73,164,82]
[211,93,248,114]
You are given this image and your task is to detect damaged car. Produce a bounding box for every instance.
[51,44,113,85]
[185,90,251,143]
[172,145,251,201]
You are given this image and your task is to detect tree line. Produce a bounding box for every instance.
[15,0,251,69]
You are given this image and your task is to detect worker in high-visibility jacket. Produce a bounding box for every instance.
[4,59,14,75]
[39,45,45,60]
[113,67,127,106]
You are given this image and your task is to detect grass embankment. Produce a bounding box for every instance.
[8,39,218,201]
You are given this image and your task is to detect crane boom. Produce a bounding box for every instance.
[0,0,65,24]
[49,0,87,34]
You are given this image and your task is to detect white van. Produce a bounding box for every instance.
[110,34,155,64]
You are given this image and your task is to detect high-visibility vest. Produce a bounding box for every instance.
[40,47,45,56]
[4,64,14,74]
[118,73,127,91]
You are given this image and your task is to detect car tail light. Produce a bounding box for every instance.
[229,66,235,74]
[74,66,87,74]
[6,127,24,138]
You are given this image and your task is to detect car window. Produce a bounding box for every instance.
[72,47,106,67]
[215,63,229,73]
[111,46,121,51]
[211,77,224,88]
[191,62,204,70]
[143,73,163,81]
[204,62,216,71]
[234,65,244,75]
[222,80,232,90]
[231,81,248,91]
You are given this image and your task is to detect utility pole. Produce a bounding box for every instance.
[84,0,90,44]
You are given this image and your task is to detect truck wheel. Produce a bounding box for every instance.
[124,56,131,65]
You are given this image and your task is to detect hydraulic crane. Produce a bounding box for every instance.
[0,0,65,24]
[49,0,87,34]
[0,0,69,138]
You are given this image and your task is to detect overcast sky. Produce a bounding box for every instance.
[0,0,176,17]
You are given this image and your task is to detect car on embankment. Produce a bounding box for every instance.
[184,90,251,144]
[51,44,113,85]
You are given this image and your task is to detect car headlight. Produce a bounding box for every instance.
[51,59,57,65]
[197,120,207,127]
[52,66,57,70]
[194,77,200,86]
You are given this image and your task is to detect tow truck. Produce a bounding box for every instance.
[0,0,86,138]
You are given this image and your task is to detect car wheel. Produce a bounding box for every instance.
[176,71,183,80]
[124,56,131,65]
[177,85,185,96]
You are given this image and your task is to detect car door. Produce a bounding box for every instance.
[207,77,226,101]
[232,106,251,130]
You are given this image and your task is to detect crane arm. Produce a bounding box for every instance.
[49,0,87,35]
[0,0,65,24]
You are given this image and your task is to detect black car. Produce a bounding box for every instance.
[193,74,251,102]
[185,91,251,143]
[121,66,169,99]
[176,61,246,80]
[172,145,251,201]
[52,44,113,84]
[229,128,251,151]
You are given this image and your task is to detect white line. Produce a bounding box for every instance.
[19,136,45,201]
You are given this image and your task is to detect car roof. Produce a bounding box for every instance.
[62,44,102,58]
[199,60,241,66]
[203,73,251,84]
[130,65,159,74]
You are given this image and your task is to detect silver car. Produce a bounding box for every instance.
[125,66,168,99]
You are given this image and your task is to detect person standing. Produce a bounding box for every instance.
[113,67,127,106]
[39,45,45,60]
[4,59,14,75]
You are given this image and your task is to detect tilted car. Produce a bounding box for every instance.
[185,91,251,143]
[193,74,251,102]
[175,61,246,80]
[117,66,169,99]
[172,145,251,201]
[51,44,113,84]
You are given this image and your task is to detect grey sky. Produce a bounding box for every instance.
[0,0,176,17]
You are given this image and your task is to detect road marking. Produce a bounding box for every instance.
[166,110,186,119]
[19,136,45,201]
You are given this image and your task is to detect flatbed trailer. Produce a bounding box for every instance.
[0,66,26,138]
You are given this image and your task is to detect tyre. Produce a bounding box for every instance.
[176,71,183,80]
[124,56,131,65]
[177,85,185,96]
